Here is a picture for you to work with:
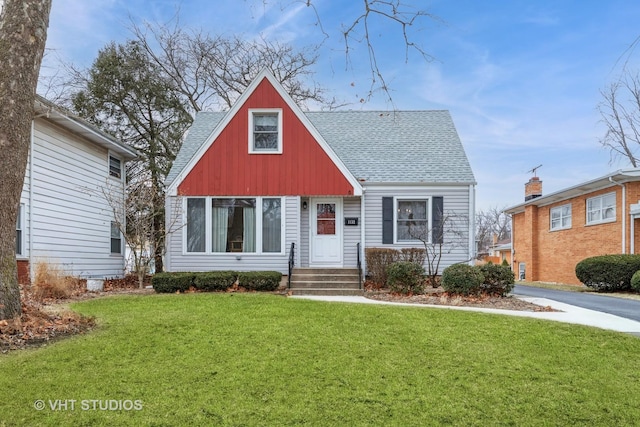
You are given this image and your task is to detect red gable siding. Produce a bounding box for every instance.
[178,78,355,196]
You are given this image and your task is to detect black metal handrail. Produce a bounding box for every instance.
[287,242,295,289]
[356,242,362,290]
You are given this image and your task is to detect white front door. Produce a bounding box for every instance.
[310,198,342,266]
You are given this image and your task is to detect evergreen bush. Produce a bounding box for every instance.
[441,264,484,296]
[478,263,515,296]
[575,254,640,292]
[387,262,425,295]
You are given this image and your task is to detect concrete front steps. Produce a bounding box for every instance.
[288,267,363,296]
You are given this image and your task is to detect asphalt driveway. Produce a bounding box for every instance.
[513,285,640,322]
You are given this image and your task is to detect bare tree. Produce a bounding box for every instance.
[257,0,440,104]
[128,21,332,112]
[405,211,470,288]
[598,70,640,167]
[476,206,511,256]
[0,0,52,320]
[89,179,183,289]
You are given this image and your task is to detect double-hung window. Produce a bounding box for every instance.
[185,197,283,253]
[109,154,122,179]
[396,199,429,242]
[249,109,282,153]
[586,192,615,225]
[550,204,571,230]
[110,221,122,254]
[16,204,24,256]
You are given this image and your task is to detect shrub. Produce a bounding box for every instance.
[501,258,510,267]
[32,261,84,300]
[238,271,282,291]
[398,248,427,266]
[478,263,515,296]
[441,264,484,296]
[631,270,640,293]
[152,272,195,293]
[575,254,640,292]
[387,262,425,295]
[193,271,237,292]
[365,248,399,286]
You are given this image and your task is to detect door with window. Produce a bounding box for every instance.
[310,198,342,266]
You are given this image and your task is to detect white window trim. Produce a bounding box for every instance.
[248,108,283,154]
[110,221,123,254]
[550,203,572,231]
[183,196,286,255]
[393,196,431,244]
[586,192,616,225]
[16,203,24,257]
[108,152,123,180]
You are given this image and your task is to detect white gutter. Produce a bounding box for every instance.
[508,213,514,273]
[609,177,626,253]
[28,120,35,279]
[468,184,476,263]
[360,189,366,275]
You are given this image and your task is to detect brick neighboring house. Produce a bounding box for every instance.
[504,169,640,285]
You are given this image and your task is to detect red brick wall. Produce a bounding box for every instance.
[512,184,637,285]
[17,260,30,285]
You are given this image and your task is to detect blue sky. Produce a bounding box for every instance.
[40,0,640,211]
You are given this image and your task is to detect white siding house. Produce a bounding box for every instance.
[163,70,476,279]
[16,96,137,283]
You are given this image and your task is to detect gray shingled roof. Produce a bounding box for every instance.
[166,110,475,187]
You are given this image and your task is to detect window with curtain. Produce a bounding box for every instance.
[396,199,429,241]
[186,198,206,252]
[249,110,282,153]
[586,192,615,225]
[212,198,256,252]
[262,198,282,252]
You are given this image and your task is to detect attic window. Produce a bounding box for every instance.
[249,109,282,154]
[109,154,122,179]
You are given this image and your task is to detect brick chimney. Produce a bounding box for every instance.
[525,176,542,201]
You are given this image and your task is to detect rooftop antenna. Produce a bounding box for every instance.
[527,164,542,177]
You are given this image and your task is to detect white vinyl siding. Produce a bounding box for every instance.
[343,197,361,268]
[21,120,127,278]
[364,184,471,274]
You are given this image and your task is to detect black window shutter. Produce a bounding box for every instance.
[432,197,444,244]
[382,197,394,244]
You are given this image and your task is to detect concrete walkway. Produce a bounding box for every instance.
[290,295,640,336]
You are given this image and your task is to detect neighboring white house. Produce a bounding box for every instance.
[163,70,476,277]
[16,95,138,283]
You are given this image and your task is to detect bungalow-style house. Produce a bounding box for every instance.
[504,170,640,285]
[16,95,138,283]
[164,70,476,292]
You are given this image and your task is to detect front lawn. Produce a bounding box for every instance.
[1,293,639,426]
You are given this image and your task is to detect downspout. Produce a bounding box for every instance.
[360,188,366,275]
[28,120,35,280]
[508,213,514,272]
[609,177,626,254]
[468,184,476,264]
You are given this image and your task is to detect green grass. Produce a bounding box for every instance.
[1,293,640,426]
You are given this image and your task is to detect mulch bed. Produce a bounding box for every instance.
[0,276,150,353]
[365,284,558,312]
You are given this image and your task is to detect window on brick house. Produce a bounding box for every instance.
[550,204,571,231]
[586,193,615,225]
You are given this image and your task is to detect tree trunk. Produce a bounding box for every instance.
[0,0,52,320]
